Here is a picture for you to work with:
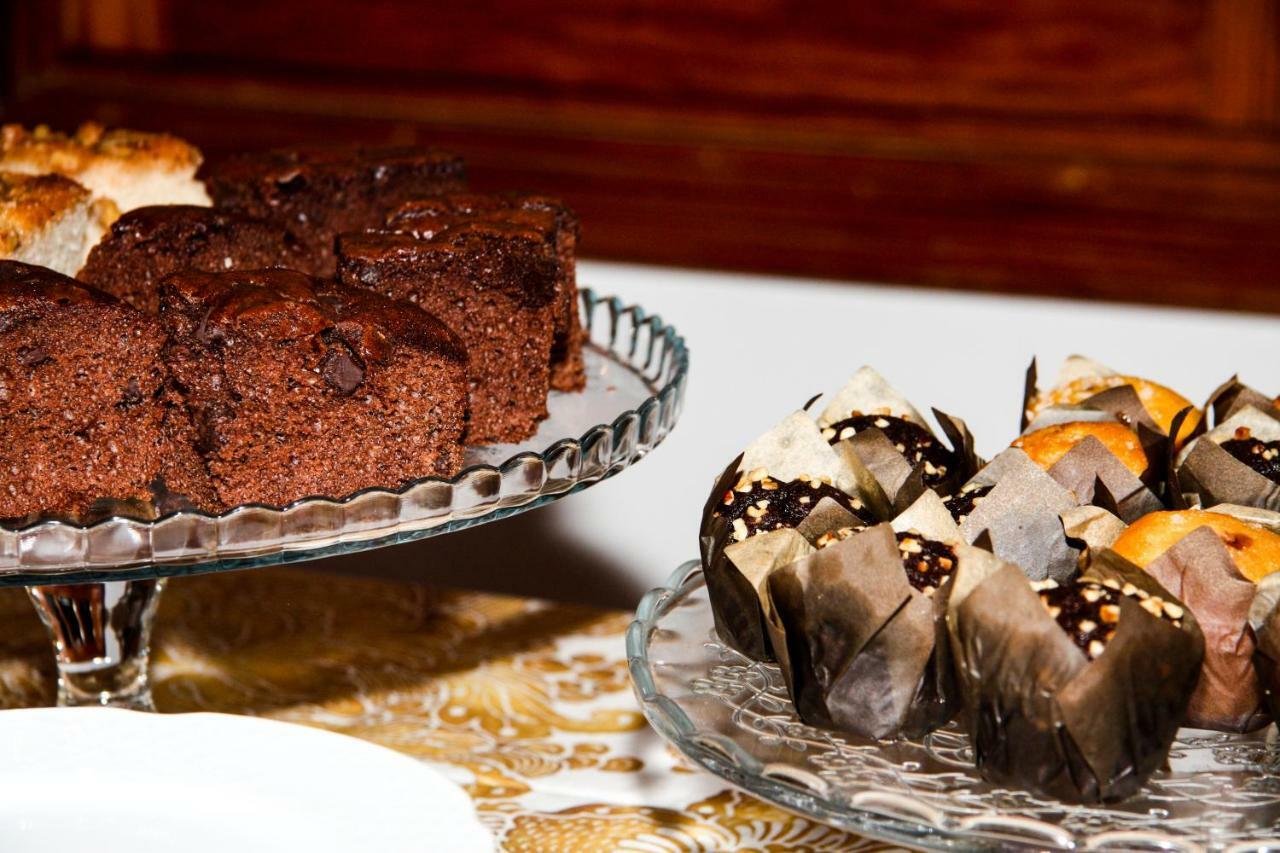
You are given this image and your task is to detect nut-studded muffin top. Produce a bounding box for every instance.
[714,468,872,543]
[896,531,956,594]
[943,483,994,525]
[1033,578,1184,661]
[1221,427,1280,484]
[822,413,954,486]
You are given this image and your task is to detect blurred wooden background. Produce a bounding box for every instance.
[3,0,1279,310]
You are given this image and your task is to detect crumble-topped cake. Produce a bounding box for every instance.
[336,225,557,444]
[0,260,214,518]
[79,205,302,314]
[160,268,469,508]
[388,194,585,392]
[202,145,466,276]
[1,123,210,218]
[0,171,106,277]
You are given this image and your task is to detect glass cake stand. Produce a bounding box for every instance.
[628,562,1280,852]
[2,290,687,711]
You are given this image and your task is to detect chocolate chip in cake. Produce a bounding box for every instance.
[1037,579,1182,661]
[943,483,993,524]
[895,530,956,594]
[1221,427,1280,484]
[823,413,954,486]
[16,344,50,367]
[320,346,365,396]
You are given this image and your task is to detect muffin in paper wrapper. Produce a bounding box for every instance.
[1122,506,1279,732]
[955,448,1081,583]
[1176,405,1280,512]
[765,495,962,740]
[1213,504,1280,726]
[817,367,981,516]
[946,544,1204,803]
[704,497,865,661]
[1022,356,1202,453]
[1022,422,1165,523]
[698,411,867,659]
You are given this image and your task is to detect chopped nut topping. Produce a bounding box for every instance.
[895,530,957,592]
[714,473,873,542]
[943,484,993,524]
[1039,579,1184,661]
[1221,435,1280,485]
[823,414,957,487]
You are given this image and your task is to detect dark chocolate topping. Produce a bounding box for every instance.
[713,472,872,542]
[1221,433,1280,484]
[0,260,115,316]
[943,483,994,524]
[162,268,465,366]
[895,531,957,593]
[823,414,954,486]
[1036,578,1184,661]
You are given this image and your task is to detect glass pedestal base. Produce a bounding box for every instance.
[27,579,162,710]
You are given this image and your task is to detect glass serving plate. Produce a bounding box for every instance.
[4,289,687,710]
[628,562,1280,852]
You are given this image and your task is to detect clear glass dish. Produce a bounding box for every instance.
[628,561,1280,852]
[5,289,687,710]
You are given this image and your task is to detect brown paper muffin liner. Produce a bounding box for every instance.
[1176,406,1280,512]
[955,449,1081,582]
[766,523,957,740]
[946,544,1203,803]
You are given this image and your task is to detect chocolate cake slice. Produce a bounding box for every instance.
[336,227,557,444]
[79,205,302,314]
[160,268,468,508]
[201,145,466,276]
[388,194,584,391]
[0,260,214,519]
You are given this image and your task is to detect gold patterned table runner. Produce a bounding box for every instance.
[0,568,893,851]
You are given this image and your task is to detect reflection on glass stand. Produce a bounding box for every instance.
[1,292,688,710]
[28,580,162,709]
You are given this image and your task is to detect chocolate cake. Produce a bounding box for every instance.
[201,145,466,276]
[159,268,468,508]
[388,194,585,392]
[336,226,557,444]
[0,260,214,519]
[79,205,302,314]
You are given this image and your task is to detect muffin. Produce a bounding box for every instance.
[947,546,1203,802]
[1112,510,1280,730]
[1025,356,1201,449]
[1014,421,1149,479]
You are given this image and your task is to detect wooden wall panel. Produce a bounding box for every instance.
[3,0,1280,311]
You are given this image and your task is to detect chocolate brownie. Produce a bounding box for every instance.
[0,260,214,519]
[389,194,585,392]
[79,205,303,313]
[201,146,466,276]
[159,268,468,507]
[336,227,557,444]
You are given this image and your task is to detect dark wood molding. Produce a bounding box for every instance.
[3,0,1280,311]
